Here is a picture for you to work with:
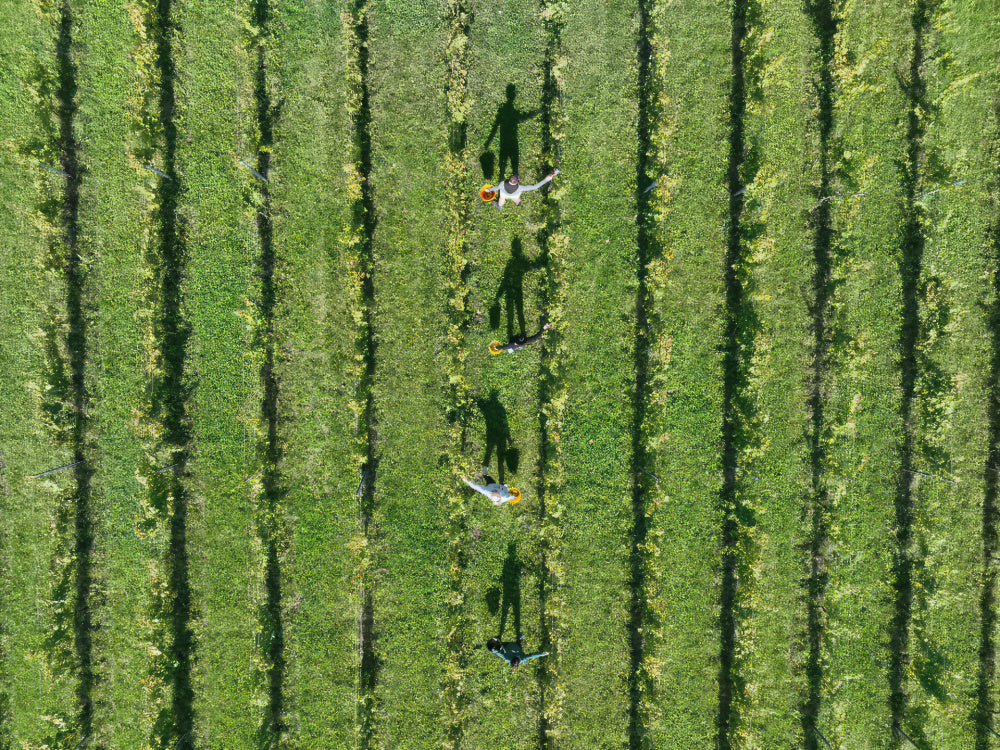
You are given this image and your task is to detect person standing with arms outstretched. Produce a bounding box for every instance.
[496,170,560,209]
[486,636,548,668]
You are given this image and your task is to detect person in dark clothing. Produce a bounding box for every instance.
[486,636,548,668]
[489,322,552,355]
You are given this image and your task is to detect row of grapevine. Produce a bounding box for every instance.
[441,0,474,746]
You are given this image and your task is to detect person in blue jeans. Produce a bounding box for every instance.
[486,636,548,668]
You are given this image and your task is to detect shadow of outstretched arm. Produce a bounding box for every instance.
[484,105,502,150]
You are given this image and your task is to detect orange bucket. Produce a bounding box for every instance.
[480,184,498,202]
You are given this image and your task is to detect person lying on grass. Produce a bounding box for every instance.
[461,473,520,505]
[486,636,548,668]
[489,322,552,355]
[496,169,560,209]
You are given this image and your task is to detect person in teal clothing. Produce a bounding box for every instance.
[486,636,548,668]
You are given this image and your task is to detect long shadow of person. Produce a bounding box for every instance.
[481,83,540,181]
[490,237,545,342]
[485,542,523,640]
[476,390,519,483]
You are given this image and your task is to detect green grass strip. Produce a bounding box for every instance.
[268,0,357,745]
[739,0,815,744]
[75,0,158,744]
[0,5,77,744]
[461,3,549,748]
[556,0,637,745]
[651,0,729,744]
[461,1,552,747]
[367,2,450,746]
[819,0,910,745]
[173,1,258,745]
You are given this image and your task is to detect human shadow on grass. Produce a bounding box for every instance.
[485,542,523,641]
[481,83,539,181]
[490,237,545,342]
[476,391,519,485]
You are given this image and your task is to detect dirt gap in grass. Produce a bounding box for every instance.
[627,0,661,746]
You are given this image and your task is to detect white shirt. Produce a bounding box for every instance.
[496,173,555,200]
[462,477,515,503]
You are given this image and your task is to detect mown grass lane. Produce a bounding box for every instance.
[368,1,450,745]
[652,0,729,744]
[269,0,358,745]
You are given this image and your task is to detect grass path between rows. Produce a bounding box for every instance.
[368,2,451,746]
[652,0,729,744]
[76,0,155,744]
[820,0,908,745]
[176,2,259,744]
[462,0,547,748]
[270,0,358,744]
[742,0,814,743]
[557,0,638,745]
[0,4,75,745]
